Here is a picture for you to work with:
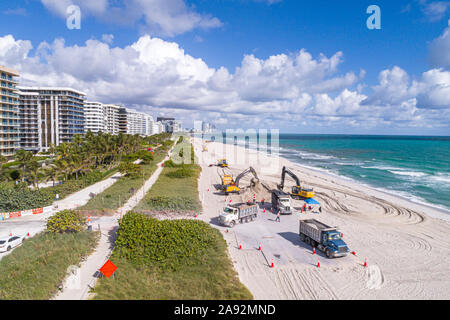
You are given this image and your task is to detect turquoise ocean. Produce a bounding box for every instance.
[222,134,450,213]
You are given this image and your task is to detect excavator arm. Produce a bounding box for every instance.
[235,167,259,187]
[278,166,301,190]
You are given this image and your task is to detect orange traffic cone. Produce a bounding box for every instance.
[352,251,356,256]
[258,244,261,251]
[27,232,30,237]
[270,208,273,213]
[239,244,242,250]
[194,213,197,218]
[226,228,229,233]
[9,232,12,236]
[312,247,316,255]
[271,261,274,268]
[364,259,367,268]
[263,208,266,213]
[317,260,320,268]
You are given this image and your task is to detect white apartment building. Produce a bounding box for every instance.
[18,87,86,152]
[118,107,155,136]
[84,101,106,133]
[18,91,42,152]
[103,104,120,135]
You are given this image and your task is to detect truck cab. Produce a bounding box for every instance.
[219,206,239,227]
[321,230,349,258]
[271,190,292,215]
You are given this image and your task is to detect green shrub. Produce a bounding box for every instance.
[118,162,142,178]
[163,159,182,168]
[0,188,53,212]
[46,209,87,233]
[114,212,216,271]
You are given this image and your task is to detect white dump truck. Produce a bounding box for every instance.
[219,202,258,227]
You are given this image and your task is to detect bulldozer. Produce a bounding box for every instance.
[220,167,259,195]
[278,166,315,199]
[217,158,228,167]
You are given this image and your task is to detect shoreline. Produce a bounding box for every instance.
[221,140,450,222]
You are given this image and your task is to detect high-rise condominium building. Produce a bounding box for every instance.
[103,104,120,135]
[0,66,20,157]
[118,107,155,136]
[84,101,106,133]
[18,91,42,152]
[18,87,85,152]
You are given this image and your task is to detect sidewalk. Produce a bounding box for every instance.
[53,152,171,300]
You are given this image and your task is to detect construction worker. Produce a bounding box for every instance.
[261,198,265,205]
[276,211,281,222]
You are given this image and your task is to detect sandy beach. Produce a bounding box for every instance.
[193,137,450,300]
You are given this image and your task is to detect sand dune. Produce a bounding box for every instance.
[193,138,450,300]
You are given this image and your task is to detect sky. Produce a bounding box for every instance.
[0,0,449,135]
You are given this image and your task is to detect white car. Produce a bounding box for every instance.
[0,235,25,253]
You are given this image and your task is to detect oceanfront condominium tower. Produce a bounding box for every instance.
[18,87,86,152]
[0,65,20,157]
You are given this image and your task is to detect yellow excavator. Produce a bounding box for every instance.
[217,159,228,167]
[278,166,315,199]
[220,167,259,195]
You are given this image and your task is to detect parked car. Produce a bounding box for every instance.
[0,235,25,253]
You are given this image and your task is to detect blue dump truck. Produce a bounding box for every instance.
[299,219,349,258]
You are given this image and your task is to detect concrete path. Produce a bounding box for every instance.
[53,151,171,300]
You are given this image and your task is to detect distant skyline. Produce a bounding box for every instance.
[0,0,449,135]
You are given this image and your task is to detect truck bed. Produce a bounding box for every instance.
[299,219,336,243]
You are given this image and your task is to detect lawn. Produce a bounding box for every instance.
[0,231,99,300]
[134,140,202,214]
[133,163,202,213]
[92,213,252,300]
[79,150,167,213]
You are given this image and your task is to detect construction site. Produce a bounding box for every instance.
[193,137,450,300]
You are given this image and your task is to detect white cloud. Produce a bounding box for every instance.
[429,20,450,68]
[0,33,449,132]
[40,0,222,37]
[420,1,450,22]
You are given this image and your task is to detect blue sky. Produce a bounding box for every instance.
[0,0,449,134]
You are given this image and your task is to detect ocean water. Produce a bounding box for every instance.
[221,134,450,213]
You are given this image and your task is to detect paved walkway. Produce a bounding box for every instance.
[53,151,171,300]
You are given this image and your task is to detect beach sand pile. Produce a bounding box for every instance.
[193,137,450,300]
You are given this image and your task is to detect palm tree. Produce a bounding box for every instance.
[15,149,33,182]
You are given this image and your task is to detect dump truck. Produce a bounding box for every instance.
[299,219,349,258]
[271,190,292,215]
[219,202,258,227]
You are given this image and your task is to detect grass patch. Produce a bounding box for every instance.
[79,151,167,212]
[0,231,99,300]
[134,164,201,213]
[92,213,252,300]
[134,139,201,213]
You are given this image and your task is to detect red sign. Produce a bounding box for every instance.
[99,260,117,278]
